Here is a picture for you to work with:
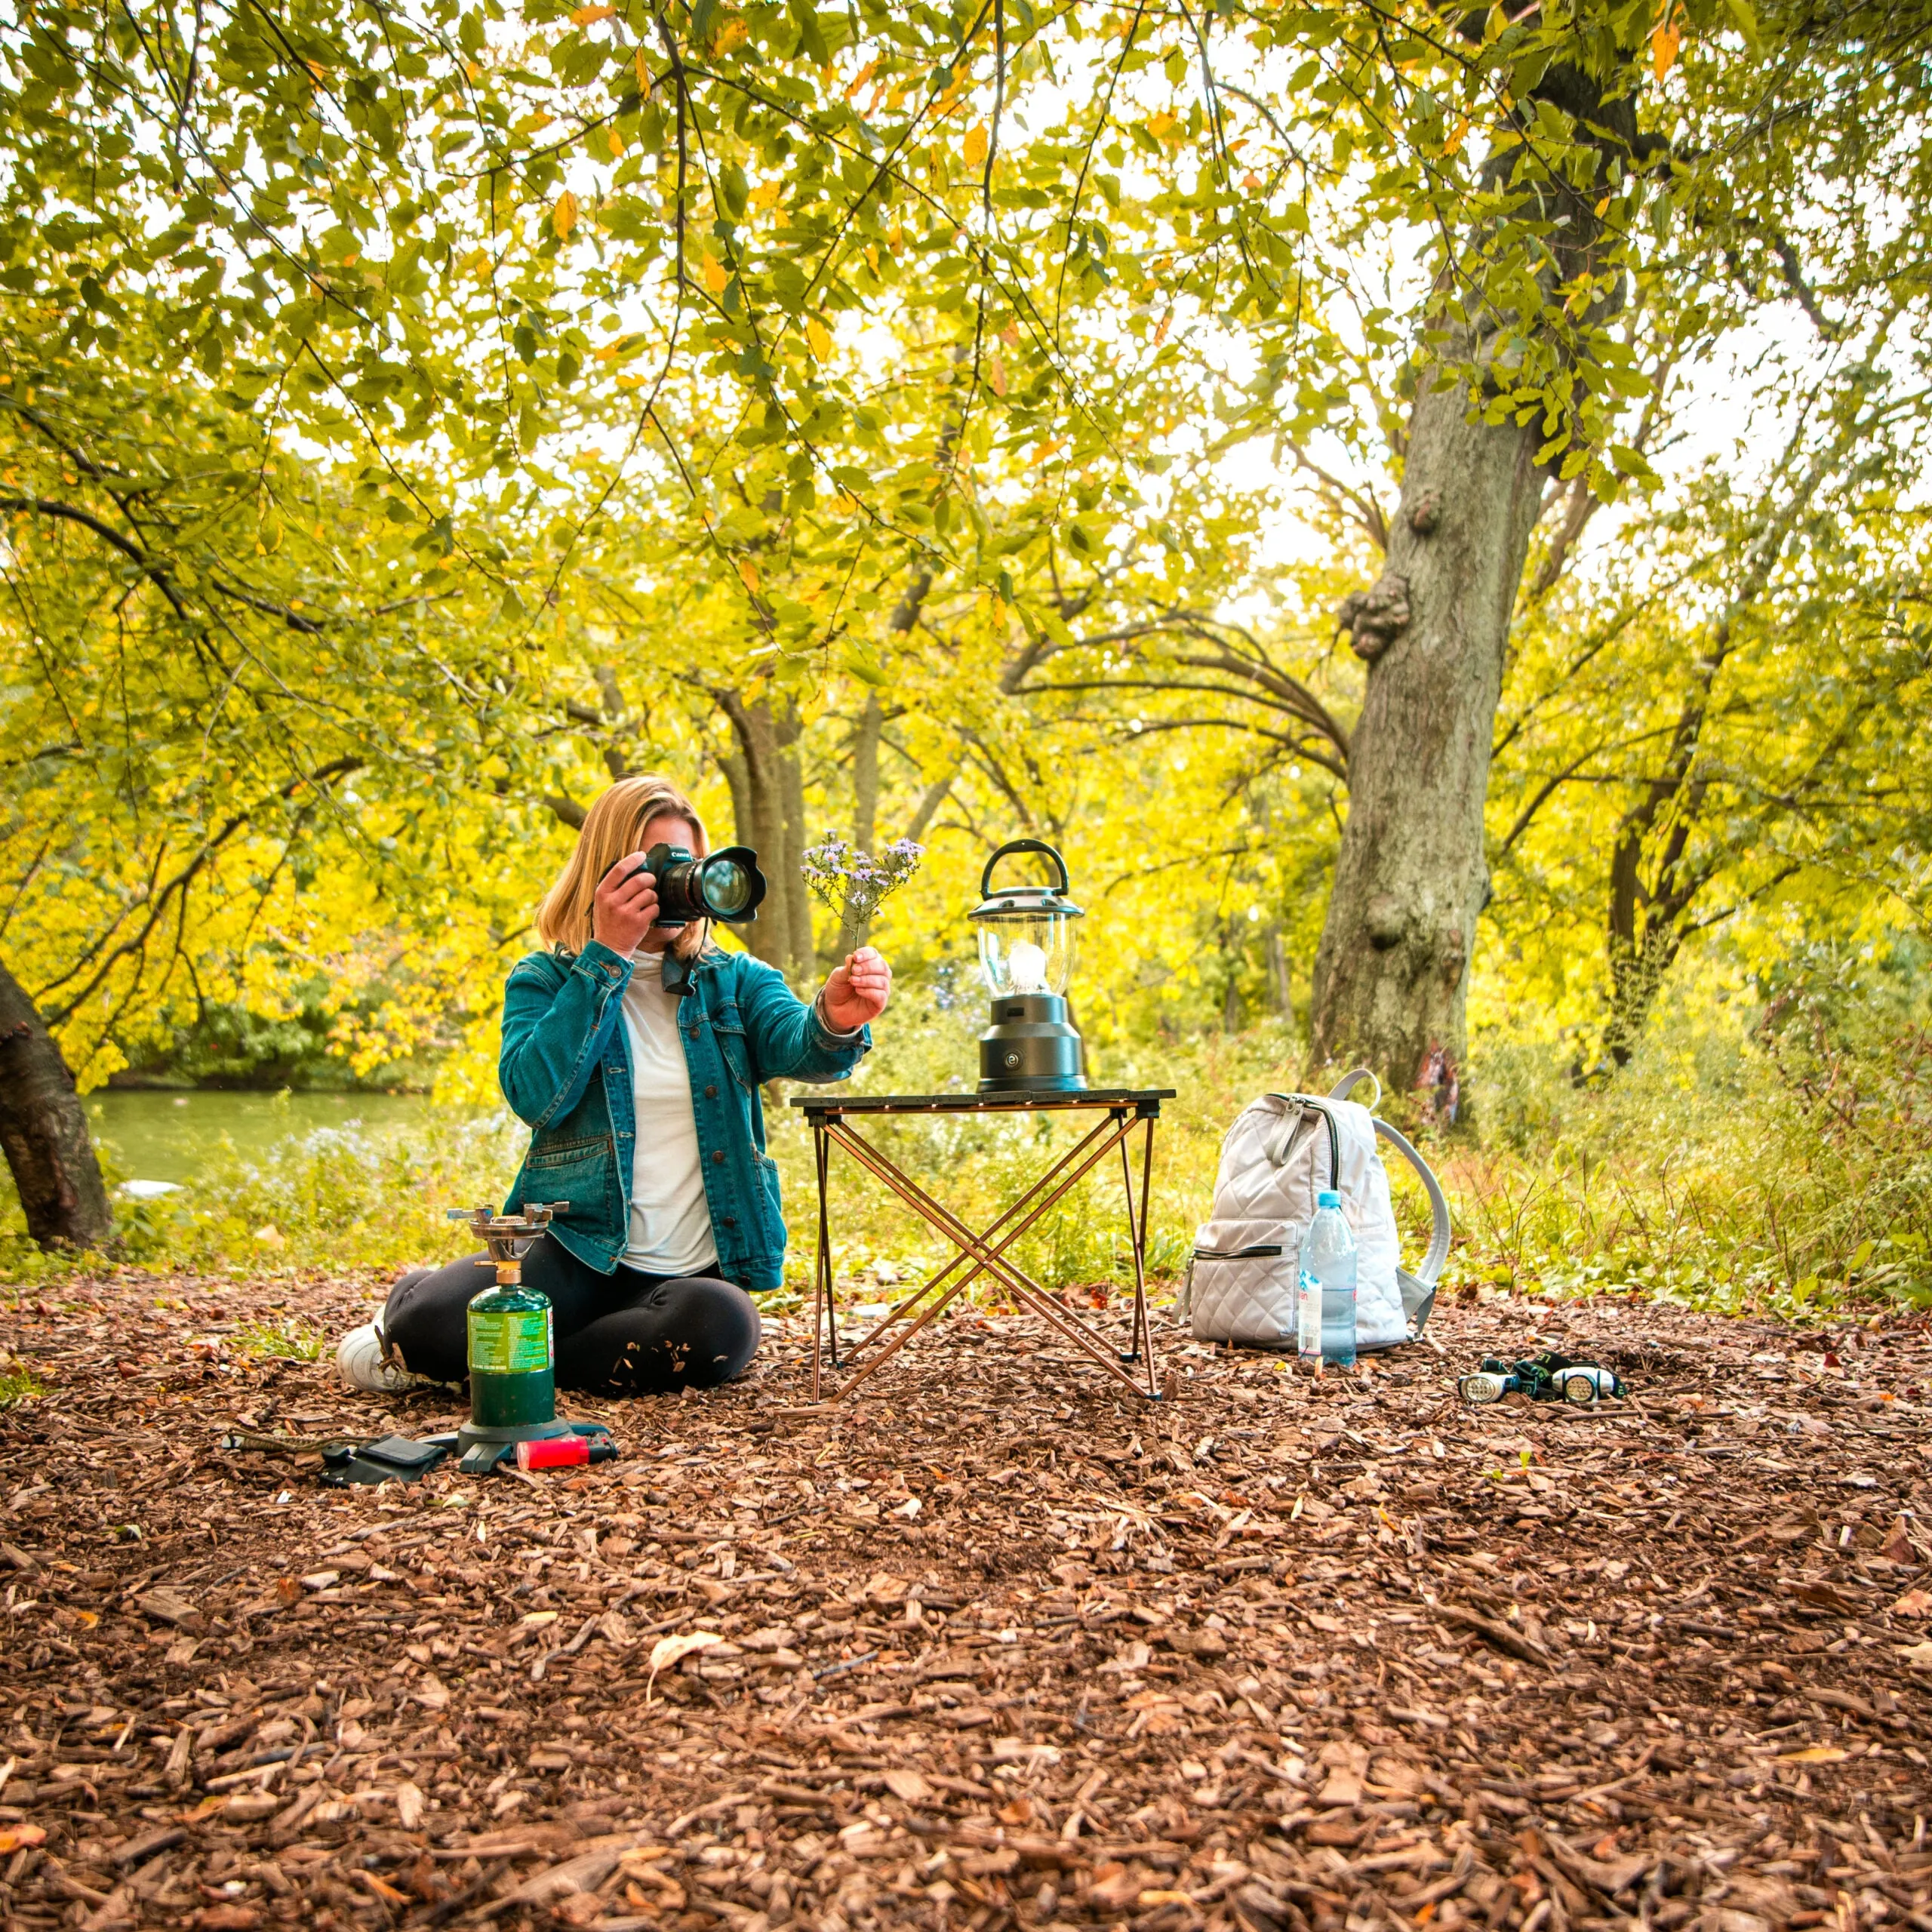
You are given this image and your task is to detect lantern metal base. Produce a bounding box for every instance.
[455,1417,610,1475]
[978,994,1088,1093]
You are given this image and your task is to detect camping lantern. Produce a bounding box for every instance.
[970,839,1088,1092]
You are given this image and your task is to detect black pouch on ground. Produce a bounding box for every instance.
[318,1432,455,1487]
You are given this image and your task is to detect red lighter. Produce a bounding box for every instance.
[515,1435,617,1471]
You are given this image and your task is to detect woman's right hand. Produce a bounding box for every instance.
[591,853,660,955]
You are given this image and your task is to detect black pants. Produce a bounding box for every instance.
[383,1235,761,1395]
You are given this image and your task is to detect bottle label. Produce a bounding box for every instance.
[469,1306,552,1375]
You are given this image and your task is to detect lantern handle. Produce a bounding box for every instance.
[980,838,1071,900]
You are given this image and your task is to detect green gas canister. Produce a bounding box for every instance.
[466,1280,555,1428]
[446,1202,612,1475]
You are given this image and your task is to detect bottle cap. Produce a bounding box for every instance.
[1317,1189,1341,1209]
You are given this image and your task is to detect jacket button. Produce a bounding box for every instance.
[711,1149,726,1164]
[704,1084,718,1100]
[721,1215,737,1228]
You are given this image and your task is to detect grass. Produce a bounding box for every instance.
[0,983,1925,1324]
[0,1359,46,1407]
[230,1318,328,1362]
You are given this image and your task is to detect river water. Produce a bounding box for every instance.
[86,1091,449,1186]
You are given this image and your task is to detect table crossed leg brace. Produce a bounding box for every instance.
[808,1104,1161,1402]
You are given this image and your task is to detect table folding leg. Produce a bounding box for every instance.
[793,1091,1171,1404]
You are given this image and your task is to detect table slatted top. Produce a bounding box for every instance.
[789,1088,1174,1117]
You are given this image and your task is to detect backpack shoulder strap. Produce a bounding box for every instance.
[1329,1067,1383,1112]
[1369,1115,1451,1287]
[1326,1069,1449,1285]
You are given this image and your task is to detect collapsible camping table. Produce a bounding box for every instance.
[788,1088,1175,1404]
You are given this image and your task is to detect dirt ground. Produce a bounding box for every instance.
[4,1274,1931,1932]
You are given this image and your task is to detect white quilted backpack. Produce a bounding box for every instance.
[1183,1071,1450,1352]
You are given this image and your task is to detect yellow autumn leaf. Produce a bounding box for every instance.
[752,179,784,211]
[552,191,578,239]
[701,254,729,294]
[805,317,832,359]
[608,127,625,158]
[570,4,615,23]
[1651,5,1681,79]
[987,351,1007,398]
[735,556,761,594]
[712,16,749,54]
[964,123,989,167]
[1445,115,1469,155]
[636,47,650,88]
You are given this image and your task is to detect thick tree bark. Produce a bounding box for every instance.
[1307,382,1545,1093]
[1307,58,1642,1101]
[0,958,113,1251]
[716,692,810,978]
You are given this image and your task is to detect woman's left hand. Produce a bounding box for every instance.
[820,946,892,1032]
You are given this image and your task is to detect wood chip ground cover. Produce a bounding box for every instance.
[4,1275,1931,1932]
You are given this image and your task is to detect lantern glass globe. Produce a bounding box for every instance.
[977,912,1076,998]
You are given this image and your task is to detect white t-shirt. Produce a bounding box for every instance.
[617,952,718,1275]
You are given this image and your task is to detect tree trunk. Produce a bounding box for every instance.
[1263,924,1293,1025]
[716,692,810,979]
[775,705,813,978]
[1602,828,1686,1069]
[1307,57,1640,1103]
[1306,379,1545,1094]
[841,691,883,951]
[0,958,113,1251]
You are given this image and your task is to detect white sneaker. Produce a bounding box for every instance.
[335,1318,426,1395]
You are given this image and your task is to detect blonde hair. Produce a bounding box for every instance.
[536,774,713,961]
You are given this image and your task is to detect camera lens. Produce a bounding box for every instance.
[703,857,753,915]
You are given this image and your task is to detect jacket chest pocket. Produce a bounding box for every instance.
[707,1000,758,1094]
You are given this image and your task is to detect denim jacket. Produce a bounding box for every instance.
[497,940,871,1289]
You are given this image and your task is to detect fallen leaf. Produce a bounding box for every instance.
[647,1630,723,1697]
[1893,1588,1932,1617]
[0,1825,48,1854]
[1775,1746,1849,1764]
[1087,1863,1142,1911]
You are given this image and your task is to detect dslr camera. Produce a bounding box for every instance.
[637,843,768,928]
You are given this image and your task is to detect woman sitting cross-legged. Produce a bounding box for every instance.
[336,772,890,1397]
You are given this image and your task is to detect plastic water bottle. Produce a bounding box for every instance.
[1297,1190,1358,1367]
